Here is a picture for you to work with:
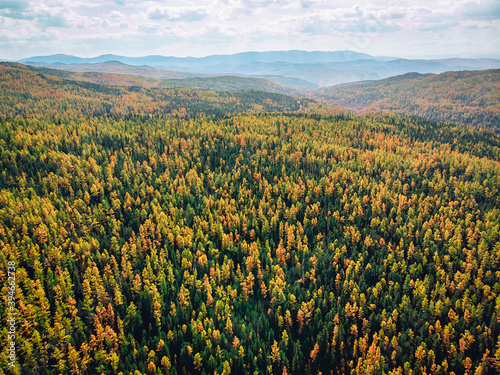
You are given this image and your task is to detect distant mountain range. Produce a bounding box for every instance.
[19,50,382,66]
[17,50,500,87]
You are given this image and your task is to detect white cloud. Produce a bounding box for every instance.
[148,6,208,22]
[0,0,30,11]
[0,0,497,59]
[138,22,158,34]
[108,10,124,18]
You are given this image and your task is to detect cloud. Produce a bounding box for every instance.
[148,6,207,22]
[0,10,34,20]
[276,6,404,37]
[36,13,71,28]
[1,0,498,59]
[402,2,498,35]
[0,0,32,20]
[0,0,30,11]
[138,23,158,34]
[108,10,124,18]
[343,5,363,18]
[414,20,459,32]
[461,1,500,21]
[389,12,405,20]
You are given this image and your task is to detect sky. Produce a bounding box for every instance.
[0,0,499,60]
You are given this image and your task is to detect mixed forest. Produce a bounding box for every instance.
[0,64,310,119]
[315,69,500,131]
[1,65,500,375]
[0,63,303,96]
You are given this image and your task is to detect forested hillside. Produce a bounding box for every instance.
[7,63,499,133]
[0,64,311,119]
[1,63,304,96]
[316,70,500,130]
[1,65,500,375]
[18,61,209,80]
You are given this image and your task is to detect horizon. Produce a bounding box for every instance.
[9,49,500,62]
[0,1,499,61]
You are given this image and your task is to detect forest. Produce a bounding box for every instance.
[0,66,500,375]
[315,70,500,131]
[0,63,302,96]
[4,63,499,132]
[0,65,314,119]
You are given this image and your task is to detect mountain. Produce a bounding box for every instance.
[17,61,317,91]
[255,75,318,90]
[19,50,381,66]
[437,58,500,70]
[158,61,381,87]
[18,51,500,87]
[315,69,500,130]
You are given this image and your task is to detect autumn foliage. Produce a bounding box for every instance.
[0,67,499,374]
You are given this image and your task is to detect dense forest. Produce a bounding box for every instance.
[5,63,500,132]
[315,70,500,131]
[0,63,303,96]
[0,65,314,119]
[1,67,500,375]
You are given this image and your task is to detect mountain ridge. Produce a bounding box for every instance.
[17,50,500,87]
[18,50,383,65]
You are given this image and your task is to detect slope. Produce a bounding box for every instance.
[315,69,500,130]
[0,64,317,119]
[4,62,308,95]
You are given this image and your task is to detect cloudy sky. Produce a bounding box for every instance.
[0,0,498,60]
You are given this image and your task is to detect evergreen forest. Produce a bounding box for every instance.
[1,65,500,375]
[316,69,500,131]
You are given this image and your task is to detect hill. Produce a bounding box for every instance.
[24,60,212,79]
[0,64,316,118]
[315,69,500,130]
[4,62,308,95]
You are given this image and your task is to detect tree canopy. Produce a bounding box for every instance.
[0,66,499,375]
